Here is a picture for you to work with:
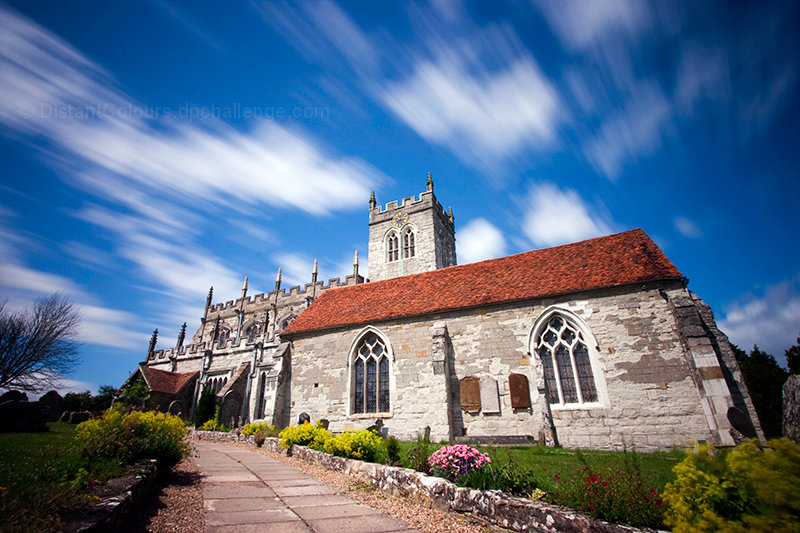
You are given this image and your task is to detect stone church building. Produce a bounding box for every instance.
[139,176,763,450]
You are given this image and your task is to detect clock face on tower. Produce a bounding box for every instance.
[392,211,408,228]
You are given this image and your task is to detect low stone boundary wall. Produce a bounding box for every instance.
[195,430,656,533]
[61,460,157,533]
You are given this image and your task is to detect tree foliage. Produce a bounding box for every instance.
[734,344,788,438]
[62,386,118,413]
[193,384,216,428]
[0,293,80,392]
[786,333,800,375]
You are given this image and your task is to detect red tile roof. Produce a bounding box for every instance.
[140,366,199,395]
[282,229,682,336]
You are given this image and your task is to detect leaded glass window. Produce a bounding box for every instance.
[352,333,390,413]
[535,315,599,406]
[403,228,415,258]
[387,233,399,262]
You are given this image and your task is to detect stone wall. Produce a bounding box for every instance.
[288,281,727,450]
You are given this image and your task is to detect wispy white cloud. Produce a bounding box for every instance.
[521,182,613,248]
[273,252,315,288]
[76,304,148,349]
[674,216,702,239]
[718,276,800,366]
[382,54,563,169]
[457,218,507,264]
[0,263,84,296]
[0,4,381,220]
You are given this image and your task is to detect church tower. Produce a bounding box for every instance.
[367,174,456,281]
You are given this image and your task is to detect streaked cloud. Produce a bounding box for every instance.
[522,182,613,248]
[0,4,381,219]
[457,218,507,264]
[273,252,316,288]
[76,304,148,349]
[719,276,800,366]
[382,54,562,169]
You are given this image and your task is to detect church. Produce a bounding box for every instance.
[136,176,763,450]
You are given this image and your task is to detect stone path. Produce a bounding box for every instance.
[195,442,417,533]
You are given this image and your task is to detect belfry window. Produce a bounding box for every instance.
[535,314,598,406]
[403,228,415,258]
[387,232,399,262]
[352,332,390,413]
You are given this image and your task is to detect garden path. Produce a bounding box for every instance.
[195,441,418,533]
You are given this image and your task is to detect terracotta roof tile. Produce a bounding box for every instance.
[282,229,681,336]
[140,366,199,395]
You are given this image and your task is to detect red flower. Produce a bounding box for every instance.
[649,488,658,496]
[655,499,663,507]
[554,474,560,481]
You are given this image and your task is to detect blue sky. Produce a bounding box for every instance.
[1,0,798,394]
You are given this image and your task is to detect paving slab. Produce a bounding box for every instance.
[195,442,418,532]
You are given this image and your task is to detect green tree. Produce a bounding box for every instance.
[194,384,216,428]
[118,374,150,405]
[735,344,788,438]
[786,334,800,375]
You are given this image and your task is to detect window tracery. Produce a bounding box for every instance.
[352,332,390,413]
[403,227,415,258]
[534,314,599,406]
[387,232,399,262]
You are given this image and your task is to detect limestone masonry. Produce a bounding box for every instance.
[131,176,763,450]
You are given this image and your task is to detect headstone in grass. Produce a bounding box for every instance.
[39,390,63,422]
[0,400,47,432]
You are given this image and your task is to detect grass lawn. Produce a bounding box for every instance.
[0,422,123,533]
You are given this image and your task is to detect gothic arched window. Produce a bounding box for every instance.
[352,332,390,413]
[245,323,260,343]
[403,227,415,258]
[386,232,399,262]
[534,313,599,406]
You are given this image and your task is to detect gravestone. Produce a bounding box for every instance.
[298,412,311,424]
[0,400,47,432]
[479,376,500,414]
[784,375,800,444]
[459,377,481,412]
[39,390,64,422]
[509,374,532,409]
[0,390,27,403]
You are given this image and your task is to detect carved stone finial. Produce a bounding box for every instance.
[369,191,376,209]
[276,267,282,283]
[147,328,159,354]
[426,172,433,192]
[205,286,214,309]
[312,259,318,275]
[241,275,248,299]
[448,206,454,224]
[177,322,187,347]
[353,249,359,266]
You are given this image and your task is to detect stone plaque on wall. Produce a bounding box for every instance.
[480,376,500,414]
[460,376,481,412]
[509,373,532,409]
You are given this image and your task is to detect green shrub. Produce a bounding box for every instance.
[324,429,383,461]
[278,422,332,450]
[407,431,432,473]
[546,448,666,528]
[385,436,401,465]
[241,421,275,436]
[74,406,189,468]
[193,384,216,428]
[662,438,800,533]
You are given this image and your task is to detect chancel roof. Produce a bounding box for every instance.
[140,366,199,395]
[281,228,682,336]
